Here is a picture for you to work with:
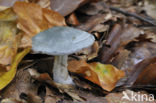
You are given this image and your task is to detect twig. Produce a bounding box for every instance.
[103,4,156,26]
[110,6,156,26]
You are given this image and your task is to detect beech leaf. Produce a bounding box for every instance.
[68,60,125,91]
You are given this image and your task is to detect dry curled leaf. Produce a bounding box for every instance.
[68,60,125,91]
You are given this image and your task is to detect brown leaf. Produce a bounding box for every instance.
[30,72,84,102]
[50,0,99,16]
[45,87,60,103]
[1,67,38,99]
[50,0,84,16]
[77,41,100,60]
[135,57,156,85]
[100,24,143,63]
[66,13,80,26]
[13,1,66,48]
[26,93,42,103]
[125,57,156,86]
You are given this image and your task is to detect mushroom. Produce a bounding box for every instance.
[32,26,95,84]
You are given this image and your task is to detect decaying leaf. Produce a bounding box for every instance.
[0,48,30,90]
[68,60,125,91]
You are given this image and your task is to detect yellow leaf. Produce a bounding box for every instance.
[68,60,125,91]
[0,8,17,21]
[0,8,19,72]
[0,48,30,90]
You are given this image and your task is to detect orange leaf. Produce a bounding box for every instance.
[68,60,125,91]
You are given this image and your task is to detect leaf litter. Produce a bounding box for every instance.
[0,0,156,103]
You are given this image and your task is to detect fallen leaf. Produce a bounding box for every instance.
[0,8,17,21]
[125,57,156,86]
[13,1,66,37]
[13,1,66,48]
[0,48,30,90]
[135,57,156,85]
[0,8,19,72]
[1,63,39,99]
[50,0,84,16]
[29,72,84,102]
[0,21,18,71]
[55,83,84,102]
[66,13,80,26]
[45,87,60,103]
[100,24,143,63]
[77,41,100,60]
[68,60,125,91]
[26,92,42,103]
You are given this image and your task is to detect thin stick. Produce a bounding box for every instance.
[107,5,156,26]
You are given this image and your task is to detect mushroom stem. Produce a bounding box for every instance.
[53,55,73,84]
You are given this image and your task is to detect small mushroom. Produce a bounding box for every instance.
[32,26,95,84]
